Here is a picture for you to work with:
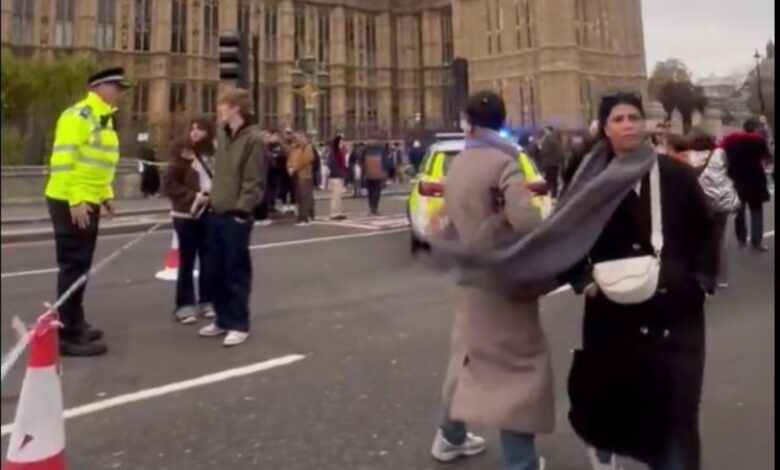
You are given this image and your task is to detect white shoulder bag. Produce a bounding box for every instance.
[592,161,663,305]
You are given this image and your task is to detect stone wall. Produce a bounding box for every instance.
[1,162,143,205]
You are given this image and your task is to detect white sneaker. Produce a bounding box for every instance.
[430,428,486,462]
[295,221,311,227]
[173,305,197,325]
[198,303,216,319]
[223,330,249,347]
[587,448,617,470]
[256,219,273,227]
[198,323,227,338]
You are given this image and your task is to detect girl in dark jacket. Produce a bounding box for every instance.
[562,93,716,470]
[163,138,215,325]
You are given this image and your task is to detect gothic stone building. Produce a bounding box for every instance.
[1,0,646,142]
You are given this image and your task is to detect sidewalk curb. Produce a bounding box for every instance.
[1,190,411,244]
[1,219,174,244]
[0,190,411,226]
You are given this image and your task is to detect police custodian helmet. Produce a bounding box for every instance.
[87,67,131,89]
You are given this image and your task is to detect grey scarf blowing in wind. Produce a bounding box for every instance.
[431,134,657,293]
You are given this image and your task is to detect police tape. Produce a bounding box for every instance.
[0,221,165,382]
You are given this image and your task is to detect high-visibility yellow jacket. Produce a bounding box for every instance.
[45,92,120,206]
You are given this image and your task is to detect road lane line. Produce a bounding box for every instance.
[0,267,58,279]
[0,354,306,437]
[1,229,410,279]
[248,228,408,250]
[1,228,770,279]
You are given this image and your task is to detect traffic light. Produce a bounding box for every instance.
[451,58,469,108]
[219,32,248,87]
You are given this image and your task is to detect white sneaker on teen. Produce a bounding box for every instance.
[587,448,617,470]
[223,331,249,347]
[198,303,216,319]
[198,323,227,338]
[256,219,273,227]
[430,428,486,462]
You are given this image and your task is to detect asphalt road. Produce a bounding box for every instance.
[0,197,774,470]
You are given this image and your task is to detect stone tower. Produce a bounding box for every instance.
[451,0,647,129]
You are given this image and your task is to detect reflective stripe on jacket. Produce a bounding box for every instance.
[45,92,120,206]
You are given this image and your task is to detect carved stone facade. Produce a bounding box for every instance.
[453,0,647,129]
[2,0,647,141]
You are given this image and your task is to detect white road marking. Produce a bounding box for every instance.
[249,228,408,250]
[0,354,306,437]
[0,267,58,279]
[1,229,411,279]
[1,228,772,279]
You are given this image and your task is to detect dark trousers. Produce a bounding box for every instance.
[544,166,560,199]
[47,197,100,339]
[734,201,764,247]
[173,215,213,308]
[266,168,279,212]
[295,176,314,222]
[366,179,383,214]
[208,214,253,332]
[278,169,295,205]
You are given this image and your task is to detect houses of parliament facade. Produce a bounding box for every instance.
[2,0,647,141]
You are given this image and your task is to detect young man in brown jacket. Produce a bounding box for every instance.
[198,89,266,347]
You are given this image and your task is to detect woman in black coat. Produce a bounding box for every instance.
[561,94,716,470]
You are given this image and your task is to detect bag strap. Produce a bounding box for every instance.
[193,151,214,181]
[695,150,715,177]
[649,159,664,254]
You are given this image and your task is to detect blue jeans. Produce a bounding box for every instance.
[441,417,540,470]
[208,214,253,332]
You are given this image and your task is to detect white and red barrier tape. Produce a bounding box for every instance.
[0,221,165,382]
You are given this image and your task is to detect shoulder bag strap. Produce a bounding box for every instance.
[193,151,214,181]
[695,150,715,177]
[650,159,664,255]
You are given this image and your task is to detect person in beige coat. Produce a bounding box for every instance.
[430,91,553,470]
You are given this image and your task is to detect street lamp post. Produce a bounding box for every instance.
[291,56,328,140]
[754,49,767,116]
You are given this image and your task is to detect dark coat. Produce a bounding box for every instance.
[722,131,771,205]
[562,155,715,466]
[539,132,565,168]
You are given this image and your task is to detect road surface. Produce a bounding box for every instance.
[0,197,774,469]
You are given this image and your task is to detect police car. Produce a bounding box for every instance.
[407,132,551,254]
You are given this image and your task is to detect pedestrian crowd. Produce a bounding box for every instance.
[39,65,773,470]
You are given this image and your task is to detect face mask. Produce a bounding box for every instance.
[460,118,472,134]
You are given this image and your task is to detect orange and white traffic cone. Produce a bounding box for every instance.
[155,232,180,281]
[3,313,66,470]
[155,232,198,282]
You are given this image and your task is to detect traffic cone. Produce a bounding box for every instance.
[3,313,66,470]
[155,232,198,281]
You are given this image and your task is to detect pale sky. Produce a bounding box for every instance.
[642,0,775,79]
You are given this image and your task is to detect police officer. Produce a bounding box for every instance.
[45,67,130,357]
